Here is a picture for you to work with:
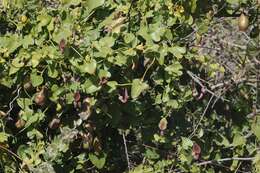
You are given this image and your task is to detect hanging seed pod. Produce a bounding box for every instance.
[158,118,168,131]
[34,87,46,106]
[238,13,249,31]
[192,143,201,160]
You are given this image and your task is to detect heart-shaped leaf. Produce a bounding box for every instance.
[131,79,149,99]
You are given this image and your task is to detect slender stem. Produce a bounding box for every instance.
[0,145,23,161]
[197,157,255,166]
[71,46,84,59]
[116,83,132,87]
[189,95,214,139]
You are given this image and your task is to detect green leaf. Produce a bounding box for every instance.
[61,0,81,6]
[17,98,32,110]
[131,79,149,99]
[31,51,42,68]
[84,0,104,12]
[168,46,186,59]
[165,62,183,76]
[82,80,101,94]
[89,153,106,169]
[0,132,9,143]
[252,120,260,140]
[30,72,43,87]
[98,69,111,79]
[23,35,34,49]
[81,59,97,74]
[25,111,45,128]
[232,133,246,146]
[48,64,59,78]
[124,33,135,44]
[106,81,118,93]
[53,27,72,44]
[181,137,193,150]
[145,148,159,160]
[226,0,240,4]
[166,99,179,109]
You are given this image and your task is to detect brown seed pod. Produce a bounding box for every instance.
[238,13,249,31]
[192,143,201,160]
[48,118,61,129]
[34,88,46,106]
[15,119,26,129]
[158,118,168,131]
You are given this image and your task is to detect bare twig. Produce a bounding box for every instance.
[189,95,214,139]
[122,132,131,172]
[186,70,228,101]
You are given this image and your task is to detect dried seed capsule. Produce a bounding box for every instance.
[238,13,249,31]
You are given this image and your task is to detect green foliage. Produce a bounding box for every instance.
[0,0,259,172]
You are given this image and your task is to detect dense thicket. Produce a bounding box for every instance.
[0,0,259,173]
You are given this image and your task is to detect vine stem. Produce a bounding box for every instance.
[116,83,132,87]
[141,58,155,82]
[197,157,255,166]
[0,145,23,161]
